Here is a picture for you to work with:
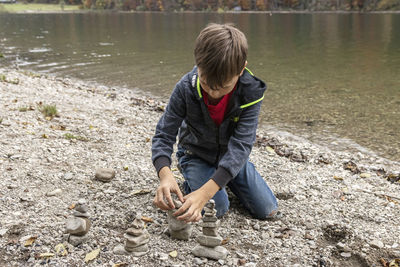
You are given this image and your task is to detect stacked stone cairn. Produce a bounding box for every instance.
[113,215,150,256]
[167,199,193,240]
[192,199,228,260]
[66,199,91,246]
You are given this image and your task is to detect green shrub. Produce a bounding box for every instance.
[64,133,88,141]
[0,74,19,85]
[40,104,58,118]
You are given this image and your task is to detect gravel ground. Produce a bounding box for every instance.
[0,67,399,267]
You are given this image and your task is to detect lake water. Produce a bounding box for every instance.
[0,13,399,161]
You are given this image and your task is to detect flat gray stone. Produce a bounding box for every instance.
[95,168,115,182]
[125,243,149,254]
[205,200,215,209]
[203,227,218,236]
[168,210,190,231]
[75,203,88,213]
[66,217,90,236]
[68,234,88,246]
[203,216,218,222]
[201,220,220,229]
[73,211,90,218]
[170,225,193,240]
[192,245,228,260]
[204,207,216,214]
[113,245,130,255]
[124,232,150,247]
[126,227,144,236]
[340,252,352,258]
[197,234,222,247]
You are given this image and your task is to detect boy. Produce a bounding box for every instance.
[152,23,278,223]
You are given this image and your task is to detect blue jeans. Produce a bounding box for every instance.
[177,148,278,219]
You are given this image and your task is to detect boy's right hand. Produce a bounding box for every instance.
[153,166,184,210]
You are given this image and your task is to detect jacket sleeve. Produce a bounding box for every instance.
[151,81,186,176]
[211,100,263,188]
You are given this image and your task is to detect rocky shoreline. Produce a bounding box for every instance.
[0,67,399,266]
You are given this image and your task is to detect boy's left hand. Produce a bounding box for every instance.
[173,179,219,223]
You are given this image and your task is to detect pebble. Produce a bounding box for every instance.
[360,173,371,178]
[192,245,228,260]
[68,234,88,246]
[370,239,384,249]
[95,168,115,182]
[193,258,203,265]
[340,252,351,258]
[46,188,62,197]
[113,245,130,255]
[0,229,8,237]
[159,253,168,261]
[64,173,73,180]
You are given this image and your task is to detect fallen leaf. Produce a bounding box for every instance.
[123,166,129,171]
[132,189,151,195]
[171,168,178,172]
[221,237,230,245]
[42,134,48,139]
[55,243,68,256]
[145,137,150,142]
[389,259,400,267]
[24,236,37,247]
[169,250,178,258]
[141,216,153,223]
[50,125,66,131]
[68,203,76,210]
[360,173,371,178]
[112,263,128,267]
[84,248,100,263]
[39,253,55,258]
[333,176,343,181]
[266,146,275,154]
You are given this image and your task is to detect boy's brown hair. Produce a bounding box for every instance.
[194,23,248,90]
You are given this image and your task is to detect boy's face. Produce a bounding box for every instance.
[198,65,246,101]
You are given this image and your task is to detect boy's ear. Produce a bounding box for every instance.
[239,60,248,76]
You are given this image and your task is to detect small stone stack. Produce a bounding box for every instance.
[192,200,228,260]
[114,215,150,256]
[66,199,91,246]
[167,199,192,240]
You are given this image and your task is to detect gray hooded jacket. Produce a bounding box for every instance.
[151,66,267,188]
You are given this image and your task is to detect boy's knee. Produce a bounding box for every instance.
[251,203,279,220]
